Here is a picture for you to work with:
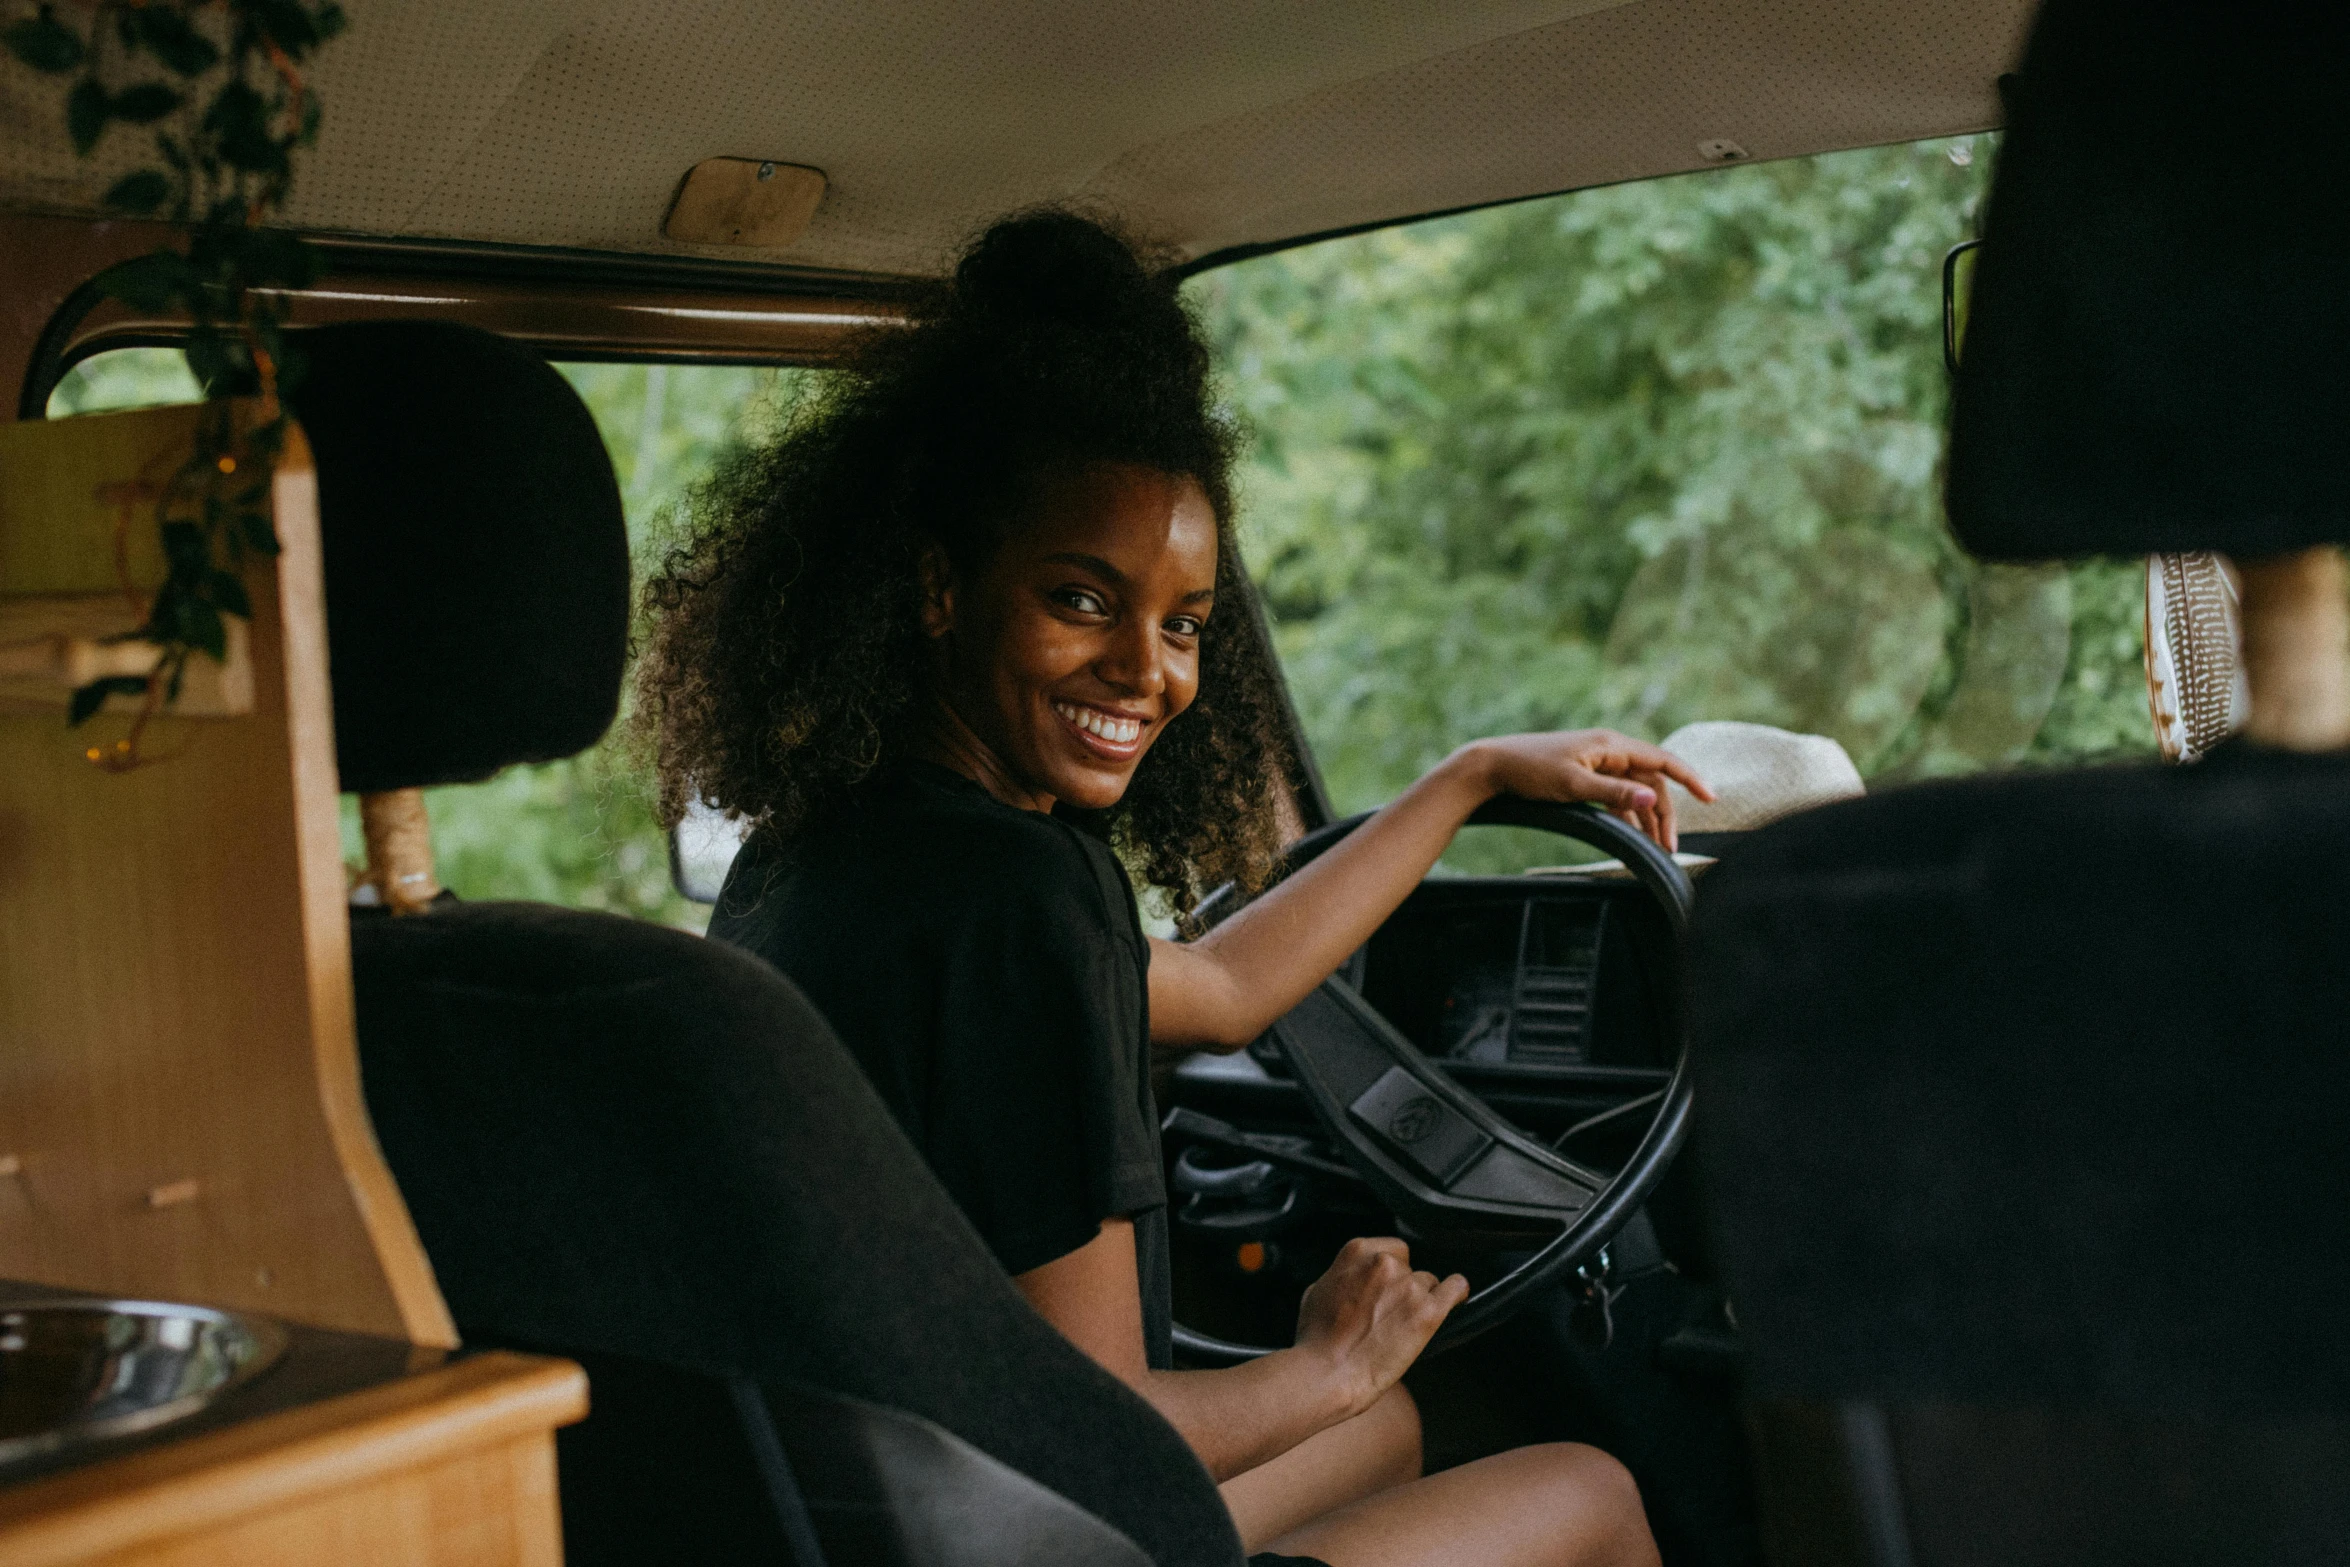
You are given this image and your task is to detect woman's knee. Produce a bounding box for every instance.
[1518,1443,1654,1558]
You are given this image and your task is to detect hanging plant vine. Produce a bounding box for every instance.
[4,0,345,761]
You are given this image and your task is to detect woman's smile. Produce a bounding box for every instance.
[1052,698,1150,757]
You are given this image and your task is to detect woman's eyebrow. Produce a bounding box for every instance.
[1042,550,1126,583]
[1041,552,1215,604]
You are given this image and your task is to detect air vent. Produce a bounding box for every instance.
[1507,899,1604,1063]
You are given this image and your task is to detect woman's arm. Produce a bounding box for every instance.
[1017,1219,1464,1481]
[1150,730,1710,1049]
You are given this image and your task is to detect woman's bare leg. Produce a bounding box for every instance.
[1221,1383,1423,1551]
[1260,1441,1660,1567]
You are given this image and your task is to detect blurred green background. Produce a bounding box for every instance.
[1193,132,2148,826]
[50,130,2154,916]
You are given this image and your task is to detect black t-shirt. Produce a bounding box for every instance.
[709,762,1173,1370]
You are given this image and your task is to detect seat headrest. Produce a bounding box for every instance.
[1945,2,2350,561]
[286,322,629,793]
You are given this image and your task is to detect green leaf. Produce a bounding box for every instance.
[96,250,198,310]
[175,595,227,661]
[202,81,285,176]
[67,675,150,726]
[207,568,252,619]
[226,226,316,289]
[102,170,173,215]
[239,513,282,556]
[3,14,84,74]
[125,7,220,76]
[244,420,287,464]
[184,329,241,395]
[66,77,109,155]
[108,83,182,124]
[246,0,331,54]
[160,520,207,568]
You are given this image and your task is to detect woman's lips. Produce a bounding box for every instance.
[1052,699,1148,760]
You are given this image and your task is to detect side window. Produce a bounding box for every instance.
[1191,134,2155,871]
[46,346,202,416]
[49,345,804,928]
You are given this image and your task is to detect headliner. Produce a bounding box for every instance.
[0,0,2032,281]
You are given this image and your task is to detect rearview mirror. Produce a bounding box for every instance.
[1943,239,1981,374]
[670,798,750,905]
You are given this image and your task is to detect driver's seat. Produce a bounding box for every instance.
[1688,5,2350,1565]
[292,320,1246,1567]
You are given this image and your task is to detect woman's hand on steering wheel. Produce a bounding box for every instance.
[1294,1237,1470,1417]
[1454,729,1715,852]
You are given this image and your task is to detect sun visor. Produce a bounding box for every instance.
[1944,1,2350,561]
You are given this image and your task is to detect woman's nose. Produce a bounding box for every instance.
[1098,618,1165,696]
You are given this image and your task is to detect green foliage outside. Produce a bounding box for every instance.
[1192,132,2155,868]
[53,130,2160,910]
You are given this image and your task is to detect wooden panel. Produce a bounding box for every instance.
[71,1438,562,1567]
[0,595,252,719]
[0,1351,586,1567]
[0,403,455,1346]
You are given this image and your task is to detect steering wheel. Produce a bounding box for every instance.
[1170,796,1695,1363]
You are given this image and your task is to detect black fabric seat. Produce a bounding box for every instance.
[1687,5,2350,1564]
[289,322,1245,1567]
[1691,750,2350,1566]
[352,903,1191,1566]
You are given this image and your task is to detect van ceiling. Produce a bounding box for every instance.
[0,0,2031,280]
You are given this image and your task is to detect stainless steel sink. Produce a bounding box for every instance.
[0,1298,288,1467]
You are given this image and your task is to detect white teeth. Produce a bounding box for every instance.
[1055,702,1141,745]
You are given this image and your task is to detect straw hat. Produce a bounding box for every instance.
[1660,721,1864,833]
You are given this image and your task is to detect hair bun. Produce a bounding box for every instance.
[953,210,1165,330]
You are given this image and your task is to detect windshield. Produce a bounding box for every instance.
[1188,133,2155,861]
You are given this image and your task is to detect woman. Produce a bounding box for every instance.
[639,210,1706,1567]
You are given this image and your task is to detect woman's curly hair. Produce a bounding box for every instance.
[634,209,1291,920]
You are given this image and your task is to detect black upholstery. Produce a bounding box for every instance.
[1691,751,2350,1564]
[287,321,630,792]
[1694,749,2350,1411]
[771,1375,1155,1566]
[1946,1,2350,560]
[354,903,1242,1567]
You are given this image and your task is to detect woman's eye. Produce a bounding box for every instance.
[1055,587,1108,615]
[1165,615,1204,638]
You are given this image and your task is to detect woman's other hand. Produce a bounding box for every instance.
[1295,1237,1469,1416]
[1455,729,1714,852]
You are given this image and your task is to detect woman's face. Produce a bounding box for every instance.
[926,461,1218,812]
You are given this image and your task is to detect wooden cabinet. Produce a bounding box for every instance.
[0,1353,585,1567]
[2,389,584,1561]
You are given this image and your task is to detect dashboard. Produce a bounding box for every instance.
[1172,869,1678,1149]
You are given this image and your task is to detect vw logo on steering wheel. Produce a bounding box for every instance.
[1388,1096,1440,1145]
